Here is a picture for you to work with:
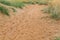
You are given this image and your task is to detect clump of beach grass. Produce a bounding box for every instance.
[43,0,60,20]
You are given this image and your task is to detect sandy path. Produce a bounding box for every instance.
[0,4,60,40]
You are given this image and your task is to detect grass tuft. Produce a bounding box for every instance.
[43,3,60,20]
[0,6,9,16]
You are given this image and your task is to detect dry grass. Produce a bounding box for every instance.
[43,0,60,20]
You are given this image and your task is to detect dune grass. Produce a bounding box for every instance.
[0,0,25,15]
[43,0,60,20]
[0,0,11,6]
[0,0,25,8]
[0,0,50,7]
[0,6,9,16]
[0,0,50,16]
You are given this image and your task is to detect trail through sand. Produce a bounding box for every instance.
[0,4,60,40]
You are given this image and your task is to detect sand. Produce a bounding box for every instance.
[0,4,60,40]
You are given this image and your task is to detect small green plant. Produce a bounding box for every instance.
[0,6,9,16]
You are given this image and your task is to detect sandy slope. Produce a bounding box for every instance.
[0,4,60,40]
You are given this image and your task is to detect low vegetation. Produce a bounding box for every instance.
[0,0,60,20]
[0,6,9,16]
[35,0,50,5]
[0,0,50,15]
[43,0,60,20]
